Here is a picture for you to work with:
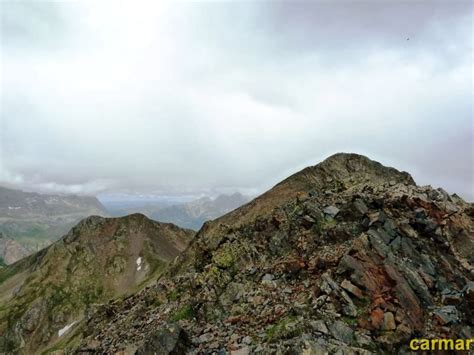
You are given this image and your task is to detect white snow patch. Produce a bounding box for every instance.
[136,257,142,271]
[58,321,76,337]
[8,206,21,210]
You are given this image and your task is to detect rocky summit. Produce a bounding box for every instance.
[59,153,472,354]
[0,214,194,354]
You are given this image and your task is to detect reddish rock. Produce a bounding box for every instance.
[370,308,384,329]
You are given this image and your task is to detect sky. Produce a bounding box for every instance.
[0,0,473,201]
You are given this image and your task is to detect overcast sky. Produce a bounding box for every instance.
[0,1,472,200]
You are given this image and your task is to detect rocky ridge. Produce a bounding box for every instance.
[71,153,473,354]
[0,214,194,354]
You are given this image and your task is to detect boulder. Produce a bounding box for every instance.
[323,206,340,218]
[135,324,190,355]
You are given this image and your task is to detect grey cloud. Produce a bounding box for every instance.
[0,1,472,201]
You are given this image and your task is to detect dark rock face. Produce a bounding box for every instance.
[32,154,474,353]
[135,324,190,355]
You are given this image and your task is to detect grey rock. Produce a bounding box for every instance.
[219,282,244,306]
[353,199,368,215]
[354,332,372,347]
[401,265,432,306]
[383,219,397,237]
[329,320,354,344]
[135,323,190,355]
[231,346,250,355]
[367,231,390,257]
[389,236,402,252]
[400,237,416,259]
[262,274,274,282]
[433,306,460,325]
[198,332,213,343]
[241,335,252,344]
[420,254,436,276]
[310,320,329,334]
[323,206,340,217]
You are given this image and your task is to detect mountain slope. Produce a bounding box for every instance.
[74,153,473,354]
[0,186,109,259]
[0,232,29,265]
[0,214,194,354]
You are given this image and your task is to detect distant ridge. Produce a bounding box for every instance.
[0,185,108,262]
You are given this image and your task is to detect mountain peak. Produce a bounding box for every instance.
[278,153,415,192]
[321,152,414,182]
[208,154,415,231]
[0,214,194,353]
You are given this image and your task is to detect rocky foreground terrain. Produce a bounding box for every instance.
[0,214,194,354]
[62,153,472,354]
[0,186,108,261]
[1,153,473,354]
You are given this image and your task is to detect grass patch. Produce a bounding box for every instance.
[266,316,303,342]
[168,289,179,301]
[170,304,194,322]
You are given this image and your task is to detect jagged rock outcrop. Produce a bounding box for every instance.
[71,153,473,354]
[0,214,194,354]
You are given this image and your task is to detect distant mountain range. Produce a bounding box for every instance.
[107,192,251,230]
[0,186,107,263]
[0,186,250,265]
